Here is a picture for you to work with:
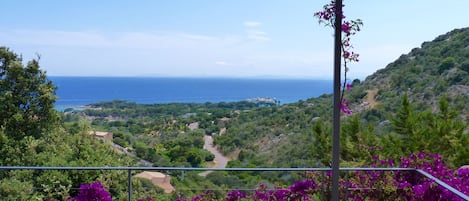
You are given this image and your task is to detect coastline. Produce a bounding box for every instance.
[54,105,102,112]
[51,77,333,109]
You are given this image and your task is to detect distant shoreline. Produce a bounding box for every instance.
[51,77,333,108]
[54,96,279,112]
[54,105,102,112]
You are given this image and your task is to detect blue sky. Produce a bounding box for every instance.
[1,1,468,79]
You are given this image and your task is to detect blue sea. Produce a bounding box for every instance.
[50,77,332,108]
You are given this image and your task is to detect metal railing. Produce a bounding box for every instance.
[0,166,468,200]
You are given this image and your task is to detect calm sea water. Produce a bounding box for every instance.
[50,77,332,107]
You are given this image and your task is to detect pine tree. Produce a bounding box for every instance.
[390,93,421,154]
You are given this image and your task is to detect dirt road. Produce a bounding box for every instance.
[198,135,230,176]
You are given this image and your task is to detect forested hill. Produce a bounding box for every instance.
[212,27,469,169]
[353,27,469,120]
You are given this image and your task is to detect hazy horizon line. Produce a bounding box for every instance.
[47,74,341,81]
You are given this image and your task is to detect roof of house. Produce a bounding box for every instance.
[188,122,199,130]
[89,131,111,136]
[134,171,175,193]
[134,171,166,179]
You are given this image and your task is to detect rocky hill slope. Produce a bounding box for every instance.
[355,27,469,119]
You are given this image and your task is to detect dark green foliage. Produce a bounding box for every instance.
[359,28,469,131]
[0,178,34,200]
[391,94,416,137]
[347,85,367,103]
[0,47,59,140]
[0,47,167,200]
[438,57,456,74]
[311,120,331,166]
[447,69,469,85]
[384,95,469,167]
[460,60,469,72]
[0,127,138,199]
[85,100,259,119]
[360,108,385,123]
[340,115,379,165]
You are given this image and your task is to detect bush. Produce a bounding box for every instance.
[439,57,456,74]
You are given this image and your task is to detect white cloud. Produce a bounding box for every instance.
[243,21,261,27]
[242,21,270,42]
[178,33,216,41]
[246,30,271,41]
[215,61,234,66]
[0,29,335,78]
[0,29,242,50]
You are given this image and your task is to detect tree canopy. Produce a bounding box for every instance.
[0,47,59,140]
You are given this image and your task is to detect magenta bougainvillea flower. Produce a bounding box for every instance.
[314,0,363,115]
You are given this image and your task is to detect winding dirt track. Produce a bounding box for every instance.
[198,135,230,176]
[366,89,380,108]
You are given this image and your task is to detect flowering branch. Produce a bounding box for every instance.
[314,0,362,115]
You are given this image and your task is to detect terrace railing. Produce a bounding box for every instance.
[0,166,468,200]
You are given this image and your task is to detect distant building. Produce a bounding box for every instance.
[220,117,231,122]
[181,112,197,118]
[187,122,199,131]
[134,171,175,193]
[88,131,113,142]
[246,97,280,106]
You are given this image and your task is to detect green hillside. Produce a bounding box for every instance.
[359,27,469,118]
[213,27,469,168]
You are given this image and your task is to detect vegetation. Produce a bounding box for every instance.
[2,25,469,200]
[210,27,469,170]
[0,47,59,140]
[0,47,169,200]
[54,152,469,201]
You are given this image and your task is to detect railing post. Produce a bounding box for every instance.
[182,166,185,180]
[128,169,132,201]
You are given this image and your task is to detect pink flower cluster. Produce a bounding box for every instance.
[314,0,344,21]
[314,0,363,115]
[396,152,469,200]
[175,153,468,201]
[340,98,352,115]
